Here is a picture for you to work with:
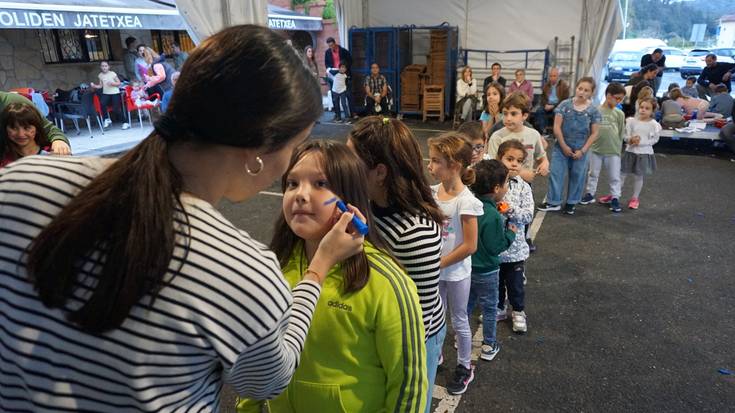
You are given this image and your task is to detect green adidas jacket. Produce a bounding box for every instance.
[238,242,427,413]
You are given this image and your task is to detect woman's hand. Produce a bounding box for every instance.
[561,144,574,158]
[308,206,365,283]
[50,140,72,155]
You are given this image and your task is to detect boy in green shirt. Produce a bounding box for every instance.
[467,159,516,361]
[580,83,626,213]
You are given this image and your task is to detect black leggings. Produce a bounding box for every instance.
[98,93,123,122]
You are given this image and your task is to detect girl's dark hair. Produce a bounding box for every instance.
[496,139,528,162]
[428,132,476,185]
[271,140,388,294]
[470,159,508,196]
[26,25,322,333]
[1,102,49,161]
[348,116,445,226]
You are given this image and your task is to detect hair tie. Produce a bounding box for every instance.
[154,113,183,142]
[382,117,390,125]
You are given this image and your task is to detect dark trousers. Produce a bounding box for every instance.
[331,91,351,119]
[498,261,525,311]
[533,106,554,134]
[98,93,123,122]
[720,122,735,154]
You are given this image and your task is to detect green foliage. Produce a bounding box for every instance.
[292,0,309,5]
[623,0,735,44]
[323,0,335,20]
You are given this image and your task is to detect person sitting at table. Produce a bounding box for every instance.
[1,103,53,167]
[91,61,130,130]
[0,91,70,157]
[669,88,722,120]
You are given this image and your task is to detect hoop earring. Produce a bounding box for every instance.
[245,156,264,176]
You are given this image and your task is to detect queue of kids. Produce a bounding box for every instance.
[9,25,733,411]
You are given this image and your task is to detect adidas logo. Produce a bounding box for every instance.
[327,300,352,312]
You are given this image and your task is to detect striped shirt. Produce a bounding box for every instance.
[371,203,445,340]
[0,156,320,412]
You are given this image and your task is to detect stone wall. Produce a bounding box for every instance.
[0,29,130,92]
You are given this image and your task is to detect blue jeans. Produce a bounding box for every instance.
[424,324,446,413]
[547,144,591,205]
[467,270,499,345]
[331,91,350,119]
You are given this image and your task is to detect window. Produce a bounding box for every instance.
[37,29,113,64]
[150,30,195,55]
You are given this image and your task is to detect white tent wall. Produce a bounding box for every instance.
[175,0,268,44]
[357,0,621,84]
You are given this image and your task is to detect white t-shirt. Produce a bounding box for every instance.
[624,117,661,155]
[98,71,119,95]
[487,126,546,170]
[432,184,484,282]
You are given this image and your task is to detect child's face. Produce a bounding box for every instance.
[340,65,348,74]
[499,148,525,176]
[470,137,486,164]
[575,81,593,100]
[6,123,37,149]
[686,79,694,87]
[502,105,528,132]
[282,152,339,242]
[605,93,624,107]
[486,87,501,106]
[638,101,653,119]
[100,62,109,72]
[492,176,510,202]
[427,148,453,181]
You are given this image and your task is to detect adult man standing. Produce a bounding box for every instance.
[171,43,189,71]
[640,48,666,95]
[533,67,569,135]
[122,36,138,82]
[364,63,389,115]
[697,54,735,98]
[625,63,658,117]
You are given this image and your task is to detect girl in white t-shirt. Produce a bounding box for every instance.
[91,61,129,129]
[428,132,483,395]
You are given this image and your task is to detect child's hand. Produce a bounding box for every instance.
[535,164,549,176]
[508,223,518,233]
[630,135,641,145]
[561,145,574,158]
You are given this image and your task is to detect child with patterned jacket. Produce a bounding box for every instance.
[494,139,535,334]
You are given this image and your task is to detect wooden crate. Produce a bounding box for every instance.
[423,85,444,122]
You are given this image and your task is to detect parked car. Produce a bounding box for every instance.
[643,46,686,70]
[711,47,735,61]
[680,49,710,79]
[605,51,642,82]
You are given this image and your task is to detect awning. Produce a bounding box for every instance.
[0,1,323,32]
[267,4,322,31]
[0,0,184,30]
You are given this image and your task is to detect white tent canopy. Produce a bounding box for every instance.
[335,0,622,82]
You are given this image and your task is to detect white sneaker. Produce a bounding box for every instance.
[496,306,508,321]
[103,118,112,127]
[122,122,130,130]
[512,311,527,334]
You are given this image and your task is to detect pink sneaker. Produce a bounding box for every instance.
[628,198,639,209]
[598,195,613,204]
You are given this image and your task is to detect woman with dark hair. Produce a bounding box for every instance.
[0,25,363,411]
[347,116,444,412]
[0,102,50,167]
[303,45,319,79]
[239,139,426,412]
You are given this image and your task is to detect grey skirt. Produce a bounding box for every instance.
[621,151,656,175]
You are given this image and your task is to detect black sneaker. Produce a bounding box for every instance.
[537,202,561,212]
[563,204,576,215]
[580,193,595,205]
[447,364,475,395]
[609,198,622,213]
[526,238,536,253]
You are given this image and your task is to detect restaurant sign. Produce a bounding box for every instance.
[0,9,185,30]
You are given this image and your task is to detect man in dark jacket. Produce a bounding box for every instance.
[533,67,569,135]
[697,54,735,98]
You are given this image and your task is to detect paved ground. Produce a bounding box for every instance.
[213,115,734,412]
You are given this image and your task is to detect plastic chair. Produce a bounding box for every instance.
[56,90,104,138]
[123,85,160,128]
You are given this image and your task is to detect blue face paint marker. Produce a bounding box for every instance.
[323,197,369,235]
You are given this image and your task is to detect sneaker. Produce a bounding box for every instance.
[512,311,527,334]
[496,306,508,321]
[103,118,112,127]
[447,364,475,395]
[333,118,343,123]
[344,119,352,125]
[610,198,622,213]
[580,193,595,205]
[598,195,613,204]
[563,204,576,215]
[526,238,536,253]
[122,122,130,130]
[480,342,501,361]
[628,198,640,209]
[523,272,527,285]
[537,202,561,212]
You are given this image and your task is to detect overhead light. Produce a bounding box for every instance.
[84,34,98,39]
